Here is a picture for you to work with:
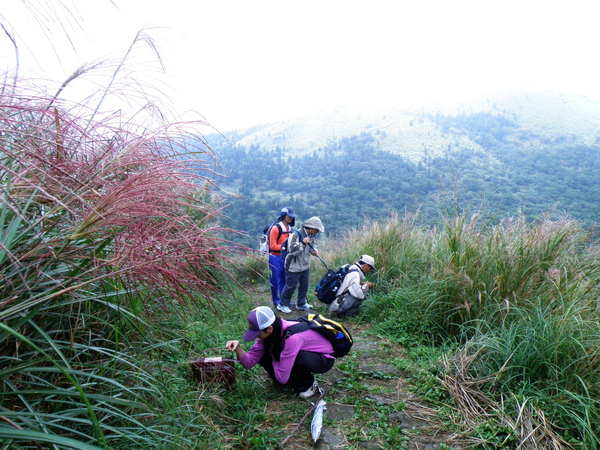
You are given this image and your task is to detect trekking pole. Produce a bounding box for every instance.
[307,242,330,271]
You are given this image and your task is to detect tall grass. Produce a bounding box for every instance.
[338,211,600,447]
[317,211,433,291]
[0,6,260,447]
[0,77,244,448]
[427,213,586,334]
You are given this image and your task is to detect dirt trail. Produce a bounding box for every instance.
[266,304,465,449]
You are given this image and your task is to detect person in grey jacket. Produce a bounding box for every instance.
[328,255,376,317]
[277,216,325,314]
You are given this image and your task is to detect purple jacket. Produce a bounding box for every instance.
[239,319,334,384]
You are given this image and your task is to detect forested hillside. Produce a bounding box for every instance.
[206,91,600,247]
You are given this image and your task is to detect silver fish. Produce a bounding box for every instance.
[310,387,327,443]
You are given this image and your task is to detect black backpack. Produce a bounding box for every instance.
[284,314,353,357]
[314,265,359,304]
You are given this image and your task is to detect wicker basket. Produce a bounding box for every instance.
[190,356,236,388]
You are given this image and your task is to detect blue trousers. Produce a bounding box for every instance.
[281,269,310,307]
[268,254,286,305]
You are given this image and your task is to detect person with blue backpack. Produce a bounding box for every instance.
[278,216,325,314]
[328,255,376,317]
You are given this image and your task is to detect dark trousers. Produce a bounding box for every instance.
[337,294,363,317]
[280,269,310,307]
[259,350,334,393]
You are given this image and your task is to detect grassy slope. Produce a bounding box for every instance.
[219,88,600,161]
[175,212,600,448]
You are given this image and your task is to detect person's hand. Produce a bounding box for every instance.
[225,340,239,352]
[364,282,374,289]
[303,237,311,245]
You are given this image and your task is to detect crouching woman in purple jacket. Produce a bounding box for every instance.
[225,306,334,399]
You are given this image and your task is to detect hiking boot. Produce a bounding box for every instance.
[277,304,292,314]
[296,303,313,311]
[298,381,318,399]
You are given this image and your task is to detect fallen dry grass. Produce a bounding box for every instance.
[442,346,572,450]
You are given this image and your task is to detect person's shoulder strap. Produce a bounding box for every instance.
[340,264,358,273]
[283,319,307,339]
[269,222,283,240]
[291,229,302,242]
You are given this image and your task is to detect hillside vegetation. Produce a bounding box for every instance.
[207,89,600,247]
[215,89,600,159]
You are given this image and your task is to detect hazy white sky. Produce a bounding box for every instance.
[3,0,600,131]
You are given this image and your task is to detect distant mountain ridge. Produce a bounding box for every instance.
[207,88,600,247]
[218,89,600,162]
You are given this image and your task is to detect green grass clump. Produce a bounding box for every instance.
[316,212,432,293]
[333,211,600,448]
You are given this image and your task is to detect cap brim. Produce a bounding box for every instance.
[242,328,261,341]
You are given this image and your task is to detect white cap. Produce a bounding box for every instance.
[243,306,276,341]
[359,255,376,271]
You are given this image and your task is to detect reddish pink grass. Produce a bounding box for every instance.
[0,84,243,307]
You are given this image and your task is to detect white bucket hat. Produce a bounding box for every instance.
[359,255,376,271]
[302,216,325,233]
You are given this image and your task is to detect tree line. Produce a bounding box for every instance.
[207,112,600,248]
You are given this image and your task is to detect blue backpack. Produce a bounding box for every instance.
[314,265,358,304]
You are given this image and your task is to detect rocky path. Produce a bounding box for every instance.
[273,307,465,449]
